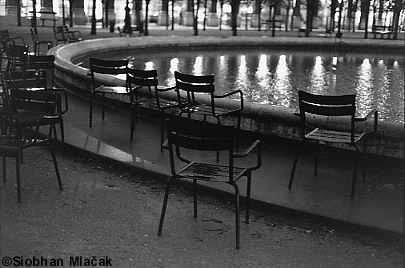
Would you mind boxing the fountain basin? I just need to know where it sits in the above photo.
[50,36,404,158]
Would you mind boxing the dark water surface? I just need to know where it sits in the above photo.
[84,47,404,123]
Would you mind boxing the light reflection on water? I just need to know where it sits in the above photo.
[91,48,404,123]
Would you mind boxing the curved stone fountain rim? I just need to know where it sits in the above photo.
[50,36,404,141]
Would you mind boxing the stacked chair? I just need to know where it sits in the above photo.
[0,48,67,202]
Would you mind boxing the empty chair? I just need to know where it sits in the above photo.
[127,68,177,146]
[174,71,243,126]
[0,98,63,203]
[174,71,244,159]
[289,90,378,197]
[88,58,129,127]
[30,28,53,55]
[158,117,261,249]
[53,26,82,44]
[61,26,82,42]
[3,71,68,142]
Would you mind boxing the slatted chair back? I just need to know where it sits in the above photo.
[89,58,128,91]
[298,90,356,142]
[4,44,29,73]
[166,118,234,176]
[127,68,158,102]
[174,71,215,112]
[10,89,59,115]
[4,72,55,114]
[22,54,55,87]
[88,58,129,128]
[53,26,67,44]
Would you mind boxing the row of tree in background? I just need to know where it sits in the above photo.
[120,0,405,38]
[13,0,405,39]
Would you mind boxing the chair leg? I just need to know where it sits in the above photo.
[89,95,93,127]
[158,177,174,236]
[193,179,198,218]
[48,144,63,190]
[215,118,221,162]
[245,173,252,224]
[60,121,65,143]
[160,113,165,152]
[232,182,241,249]
[130,105,135,141]
[101,93,106,121]
[289,139,303,189]
[16,156,21,203]
[48,123,55,140]
[236,114,241,151]
[2,156,6,183]
[314,141,319,176]
[362,138,368,183]
[351,144,359,197]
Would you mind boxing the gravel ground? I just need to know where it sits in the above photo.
[0,145,403,268]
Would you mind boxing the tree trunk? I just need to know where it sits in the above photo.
[391,0,403,39]
[231,0,240,36]
[194,0,200,36]
[363,0,370,38]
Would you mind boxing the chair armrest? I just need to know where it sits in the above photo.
[214,90,244,111]
[355,108,378,133]
[233,140,262,170]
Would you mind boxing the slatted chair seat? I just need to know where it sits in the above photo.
[94,85,128,94]
[177,162,248,182]
[180,104,241,118]
[305,129,365,143]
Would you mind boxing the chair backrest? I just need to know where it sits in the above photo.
[22,54,55,87]
[4,70,67,115]
[53,26,67,43]
[127,68,158,102]
[166,117,234,175]
[298,90,356,136]
[4,72,57,114]
[89,58,129,91]
[174,71,215,110]
[3,44,28,74]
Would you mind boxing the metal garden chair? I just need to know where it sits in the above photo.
[30,28,53,55]
[88,58,128,127]
[0,86,64,202]
[2,70,68,143]
[289,90,378,197]
[127,68,177,147]
[158,117,261,249]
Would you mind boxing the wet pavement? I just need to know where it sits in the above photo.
[1,19,404,237]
